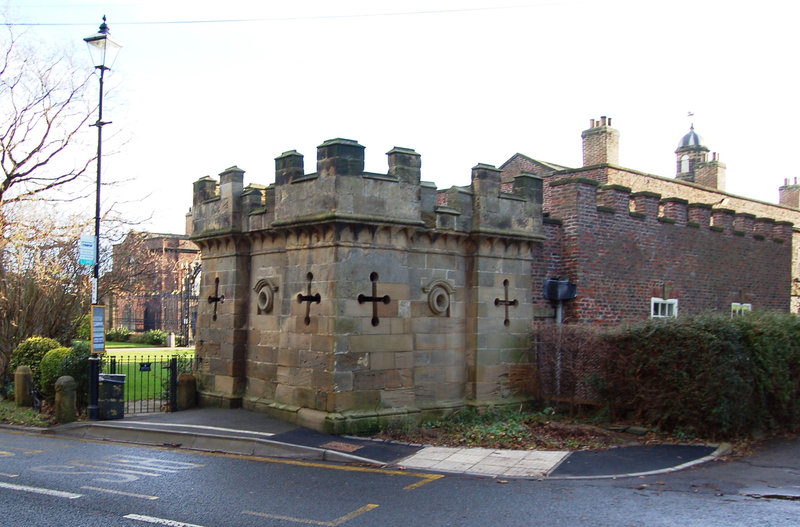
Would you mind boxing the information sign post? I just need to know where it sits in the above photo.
[87,305,105,420]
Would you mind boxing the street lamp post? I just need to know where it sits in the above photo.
[84,16,121,420]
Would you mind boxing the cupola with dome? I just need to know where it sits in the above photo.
[675,124,725,190]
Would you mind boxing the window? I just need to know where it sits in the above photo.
[651,297,678,318]
[731,303,752,317]
[680,155,689,173]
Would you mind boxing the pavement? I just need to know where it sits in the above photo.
[44,407,729,480]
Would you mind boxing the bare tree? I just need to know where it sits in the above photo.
[101,231,163,299]
[0,202,91,372]
[0,25,93,206]
[0,25,96,375]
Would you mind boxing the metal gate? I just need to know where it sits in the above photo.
[102,354,193,414]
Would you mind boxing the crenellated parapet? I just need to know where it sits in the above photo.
[190,138,544,244]
[547,178,792,243]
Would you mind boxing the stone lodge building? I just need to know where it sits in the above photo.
[186,118,794,432]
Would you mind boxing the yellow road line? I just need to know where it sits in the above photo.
[200,450,444,489]
[242,504,379,526]
[2,430,445,489]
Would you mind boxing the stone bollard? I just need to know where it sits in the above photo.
[54,376,77,424]
[14,365,33,407]
[176,372,197,411]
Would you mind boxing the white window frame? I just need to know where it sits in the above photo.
[731,302,752,317]
[651,297,678,318]
[680,154,690,173]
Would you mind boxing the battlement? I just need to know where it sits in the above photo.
[549,178,792,243]
[190,139,544,242]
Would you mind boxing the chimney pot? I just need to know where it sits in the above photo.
[608,117,612,126]
[601,116,607,126]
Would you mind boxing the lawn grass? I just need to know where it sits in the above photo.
[101,351,194,404]
[72,340,165,350]
[106,342,164,349]
[104,348,195,360]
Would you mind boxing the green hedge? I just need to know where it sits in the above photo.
[9,337,62,391]
[39,347,72,396]
[598,312,800,438]
[37,342,92,405]
[107,327,132,342]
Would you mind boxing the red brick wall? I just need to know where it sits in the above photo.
[530,219,564,324]
[545,178,792,326]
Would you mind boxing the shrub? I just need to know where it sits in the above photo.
[63,341,92,406]
[106,327,132,342]
[533,325,605,409]
[39,347,72,396]
[143,329,168,346]
[75,314,90,340]
[598,312,800,439]
[9,337,62,391]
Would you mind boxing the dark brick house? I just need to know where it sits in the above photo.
[106,232,200,337]
[501,117,794,326]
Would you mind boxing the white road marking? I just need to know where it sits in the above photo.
[33,465,140,483]
[0,481,82,499]
[124,422,275,437]
[69,461,166,477]
[0,473,19,478]
[32,455,203,484]
[81,486,159,500]
[123,514,205,526]
[110,455,204,471]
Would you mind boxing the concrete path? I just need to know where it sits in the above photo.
[45,407,728,479]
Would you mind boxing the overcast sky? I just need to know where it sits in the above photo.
[6,0,799,235]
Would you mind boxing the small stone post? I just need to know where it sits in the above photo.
[14,365,33,407]
[176,372,197,411]
[54,376,77,424]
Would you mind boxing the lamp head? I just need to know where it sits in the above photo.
[84,15,122,70]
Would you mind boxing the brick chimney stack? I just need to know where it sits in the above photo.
[779,177,800,208]
[581,116,620,166]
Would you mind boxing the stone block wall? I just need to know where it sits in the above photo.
[189,139,543,432]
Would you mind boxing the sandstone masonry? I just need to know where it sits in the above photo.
[188,139,543,432]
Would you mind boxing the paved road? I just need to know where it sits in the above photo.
[1,430,798,526]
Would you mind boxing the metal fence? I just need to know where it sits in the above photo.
[102,354,193,414]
